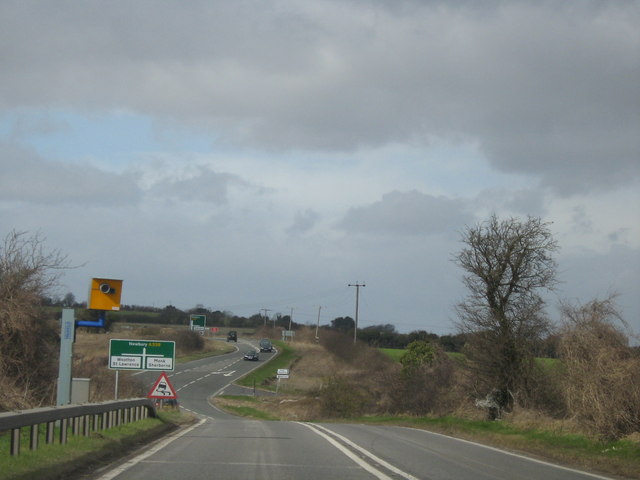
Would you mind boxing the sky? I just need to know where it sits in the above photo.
[1,0,639,337]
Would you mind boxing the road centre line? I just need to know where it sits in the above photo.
[305,423,420,479]
[300,423,418,480]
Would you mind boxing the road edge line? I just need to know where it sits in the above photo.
[94,418,207,480]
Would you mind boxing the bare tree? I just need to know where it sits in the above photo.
[0,230,71,410]
[454,215,558,414]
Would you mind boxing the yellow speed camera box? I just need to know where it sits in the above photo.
[88,278,123,311]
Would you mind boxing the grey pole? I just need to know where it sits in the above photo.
[56,308,75,406]
[348,283,365,344]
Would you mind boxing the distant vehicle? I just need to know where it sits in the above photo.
[243,350,259,361]
[259,339,273,352]
[227,331,237,342]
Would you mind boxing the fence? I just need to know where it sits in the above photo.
[0,398,157,456]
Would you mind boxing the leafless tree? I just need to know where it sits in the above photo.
[0,230,71,410]
[454,215,558,414]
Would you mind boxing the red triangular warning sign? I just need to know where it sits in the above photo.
[147,372,178,399]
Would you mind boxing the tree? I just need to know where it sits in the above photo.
[400,341,437,373]
[454,215,558,413]
[330,316,355,332]
[62,292,76,307]
[0,230,71,410]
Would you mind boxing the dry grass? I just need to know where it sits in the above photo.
[279,341,336,392]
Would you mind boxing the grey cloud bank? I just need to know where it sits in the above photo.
[0,0,638,335]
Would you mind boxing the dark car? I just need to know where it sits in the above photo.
[259,339,273,353]
[227,331,237,342]
[243,349,259,361]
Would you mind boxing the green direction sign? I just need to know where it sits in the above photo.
[109,339,175,371]
[190,314,206,330]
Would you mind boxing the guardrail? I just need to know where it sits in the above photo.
[0,398,157,456]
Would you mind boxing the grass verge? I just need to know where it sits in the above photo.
[214,396,280,421]
[236,340,299,390]
[0,409,195,480]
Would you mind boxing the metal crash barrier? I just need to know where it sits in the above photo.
[0,398,157,456]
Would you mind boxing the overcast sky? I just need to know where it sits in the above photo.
[1,0,638,336]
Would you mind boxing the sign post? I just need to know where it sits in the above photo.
[276,368,290,394]
[148,372,178,399]
[109,339,176,371]
[190,314,206,332]
[109,339,176,400]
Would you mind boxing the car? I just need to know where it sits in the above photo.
[243,350,259,361]
[259,339,273,352]
[227,331,237,342]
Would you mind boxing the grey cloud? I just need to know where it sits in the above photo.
[570,206,594,234]
[8,113,71,140]
[557,243,640,332]
[1,1,638,194]
[337,190,473,236]
[287,209,320,234]
[0,142,140,205]
[475,187,548,216]
[147,167,248,204]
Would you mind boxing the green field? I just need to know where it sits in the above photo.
[379,347,405,362]
[380,348,465,363]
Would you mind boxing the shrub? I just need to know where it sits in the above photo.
[174,329,205,354]
[559,297,640,440]
[73,356,145,401]
[387,347,458,415]
[319,375,369,417]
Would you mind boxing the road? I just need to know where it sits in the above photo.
[92,340,613,480]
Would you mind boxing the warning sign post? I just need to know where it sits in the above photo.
[148,372,178,399]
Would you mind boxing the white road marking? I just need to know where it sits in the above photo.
[400,427,615,480]
[94,419,206,480]
[300,422,418,480]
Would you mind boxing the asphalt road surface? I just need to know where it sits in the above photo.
[91,340,614,480]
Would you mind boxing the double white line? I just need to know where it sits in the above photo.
[299,422,419,480]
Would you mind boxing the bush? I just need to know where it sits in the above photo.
[0,231,70,410]
[319,375,369,417]
[73,356,146,401]
[174,329,205,354]
[518,361,566,418]
[559,297,640,440]
[387,347,458,415]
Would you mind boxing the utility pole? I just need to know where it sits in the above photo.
[348,282,365,344]
[288,307,294,331]
[261,308,271,327]
[315,305,324,340]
